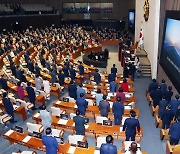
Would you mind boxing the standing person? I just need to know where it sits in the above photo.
[164,86,173,103]
[160,79,167,96]
[0,74,8,90]
[26,82,36,110]
[68,80,77,100]
[2,92,16,123]
[151,86,163,108]
[121,78,129,92]
[161,105,174,129]
[17,81,25,100]
[112,97,124,125]
[94,69,101,85]
[169,95,180,115]
[111,64,117,78]
[123,110,140,141]
[69,65,76,81]
[78,61,84,75]
[35,63,41,76]
[116,88,126,104]
[99,95,110,117]
[123,65,129,79]
[35,75,42,90]
[50,69,57,85]
[100,135,117,154]
[76,93,88,115]
[58,70,65,86]
[62,64,69,77]
[96,89,103,106]
[129,63,136,81]
[76,84,86,99]
[148,79,158,94]
[40,105,52,129]
[42,127,59,154]
[73,110,86,135]
[158,96,168,118]
[43,77,51,100]
[169,116,180,145]
[110,79,118,92]
[108,72,115,83]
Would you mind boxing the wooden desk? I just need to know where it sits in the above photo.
[84,45,102,54]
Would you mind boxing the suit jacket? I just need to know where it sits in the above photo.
[164,90,173,102]
[112,101,124,116]
[123,118,140,136]
[2,97,14,116]
[40,110,52,128]
[94,72,101,84]
[73,115,85,135]
[116,92,125,104]
[27,61,34,72]
[46,61,50,70]
[99,100,110,117]
[158,100,168,118]
[26,86,36,103]
[35,65,41,76]
[0,78,8,90]
[151,89,163,106]
[160,83,167,95]
[108,73,115,83]
[76,88,86,99]
[69,68,76,80]
[170,99,180,115]
[58,72,65,86]
[62,66,69,77]
[68,84,77,99]
[100,143,117,154]
[169,121,180,139]
[78,65,84,75]
[129,64,136,75]
[42,135,59,154]
[111,67,117,77]
[76,98,88,115]
[148,82,158,93]
[110,81,118,92]
[161,109,174,124]
[50,71,57,84]
[11,65,16,77]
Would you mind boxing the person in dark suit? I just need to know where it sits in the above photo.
[2,92,16,123]
[164,86,173,103]
[99,95,110,117]
[35,63,41,76]
[73,110,86,135]
[108,73,115,83]
[68,80,77,100]
[76,84,86,99]
[112,97,124,125]
[161,105,174,129]
[169,116,180,145]
[94,69,101,85]
[76,93,88,115]
[62,64,69,77]
[151,86,163,107]
[160,79,167,96]
[111,64,117,78]
[123,110,140,141]
[123,66,129,79]
[0,74,8,90]
[158,96,168,118]
[16,66,22,81]
[78,61,84,75]
[129,63,136,81]
[110,79,118,92]
[148,79,158,94]
[46,59,50,70]
[100,135,117,154]
[175,106,180,120]
[50,69,57,85]
[27,60,34,73]
[58,70,65,86]
[20,70,27,83]
[169,95,180,115]
[26,82,36,110]
[10,62,17,77]
[69,65,76,81]
[42,127,59,154]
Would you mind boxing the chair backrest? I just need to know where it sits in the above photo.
[66,97,75,102]
[9,97,16,103]
[86,99,94,106]
[96,136,106,148]
[70,113,76,119]
[173,145,180,154]
[96,116,108,124]
[26,122,43,134]
[51,128,61,137]
[51,106,62,117]
[68,135,84,145]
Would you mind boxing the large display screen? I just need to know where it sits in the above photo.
[160,11,180,93]
[128,10,135,33]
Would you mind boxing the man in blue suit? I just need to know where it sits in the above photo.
[62,64,69,77]
[94,69,101,84]
[78,61,84,75]
[148,79,158,94]
[108,72,115,83]
[151,86,163,107]
[112,97,124,125]
[129,63,136,81]
[35,63,41,76]
[26,82,36,110]
[99,95,110,117]
[161,105,174,129]
[76,93,88,115]
[158,96,168,118]
[58,70,65,86]
[2,92,16,123]
[73,110,86,135]
[169,95,180,115]
[110,79,118,92]
[100,135,117,154]
[42,127,59,154]
[50,69,57,85]
[123,110,140,141]
[160,79,167,96]
[0,74,8,90]
[169,116,180,145]
[69,65,76,81]
[68,81,77,100]
[111,64,117,78]
[164,86,173,102]
[76,84,86,99]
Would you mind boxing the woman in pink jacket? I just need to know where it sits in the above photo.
[17,81,25,100]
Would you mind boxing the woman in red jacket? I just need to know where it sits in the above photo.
[121,78,129,92]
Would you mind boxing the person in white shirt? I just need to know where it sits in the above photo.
[124,142,142,154]
[43,77,50,100]
[40,105,52,129]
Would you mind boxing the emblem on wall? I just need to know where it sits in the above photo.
[143,0,150,22]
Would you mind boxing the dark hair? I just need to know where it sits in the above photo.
[175,95,179,100]
[27,82,31,86]
[162,79,165,83]
[17,81,21,86]
[96,69,99,72]
[152,79,156,82]
[168,86,172,91]
[123,78,127,83]
[119,88,123,92]
[106,135,113,144]
[103,95,107,100]
[117,97,121,102]
[79,84,83,87]
[3,92,7,97]
[80,93,84,98]
[97,89,101,93]
[41,105,46,110]
[130,110,136,117]
[45,127,52,135]
[113,64,115,67]
[76,110,80,115]
[129,142,138,153]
